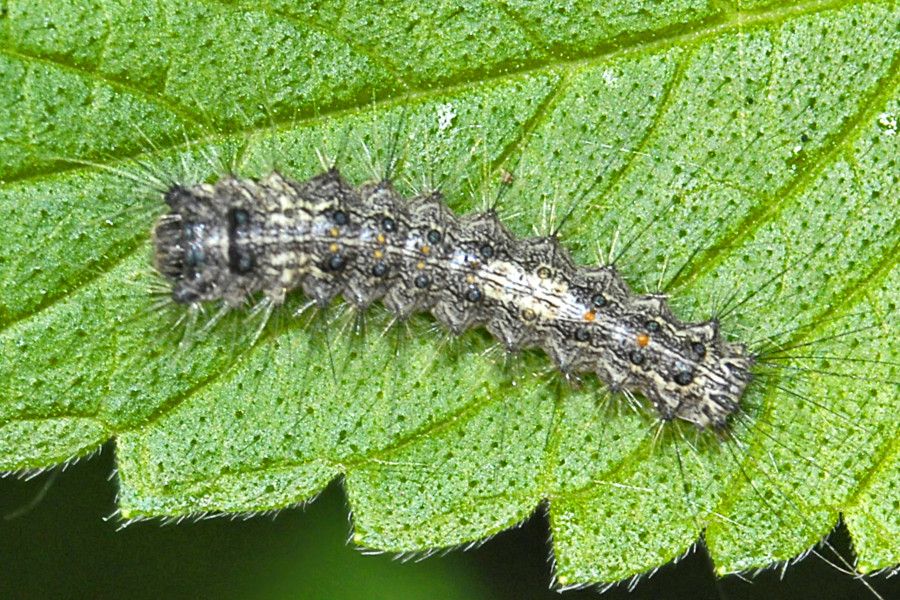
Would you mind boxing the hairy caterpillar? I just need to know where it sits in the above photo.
[152,168,754,429]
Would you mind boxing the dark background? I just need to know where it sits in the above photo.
[1,442,897,600]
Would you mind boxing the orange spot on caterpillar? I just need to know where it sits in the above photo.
[637,334,650,347]
[584,311,596,322]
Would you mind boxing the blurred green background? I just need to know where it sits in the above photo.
[2,441,897,600]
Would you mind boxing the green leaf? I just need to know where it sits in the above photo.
[2,0,899,587]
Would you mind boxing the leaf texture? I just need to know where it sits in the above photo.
[1,0,899,586]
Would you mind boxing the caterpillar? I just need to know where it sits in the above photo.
[2,0,899,597]
[152,168,754,430]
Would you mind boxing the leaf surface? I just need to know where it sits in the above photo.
[1,0,899,585]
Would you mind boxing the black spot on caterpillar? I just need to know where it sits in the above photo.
[152,169,754,430]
